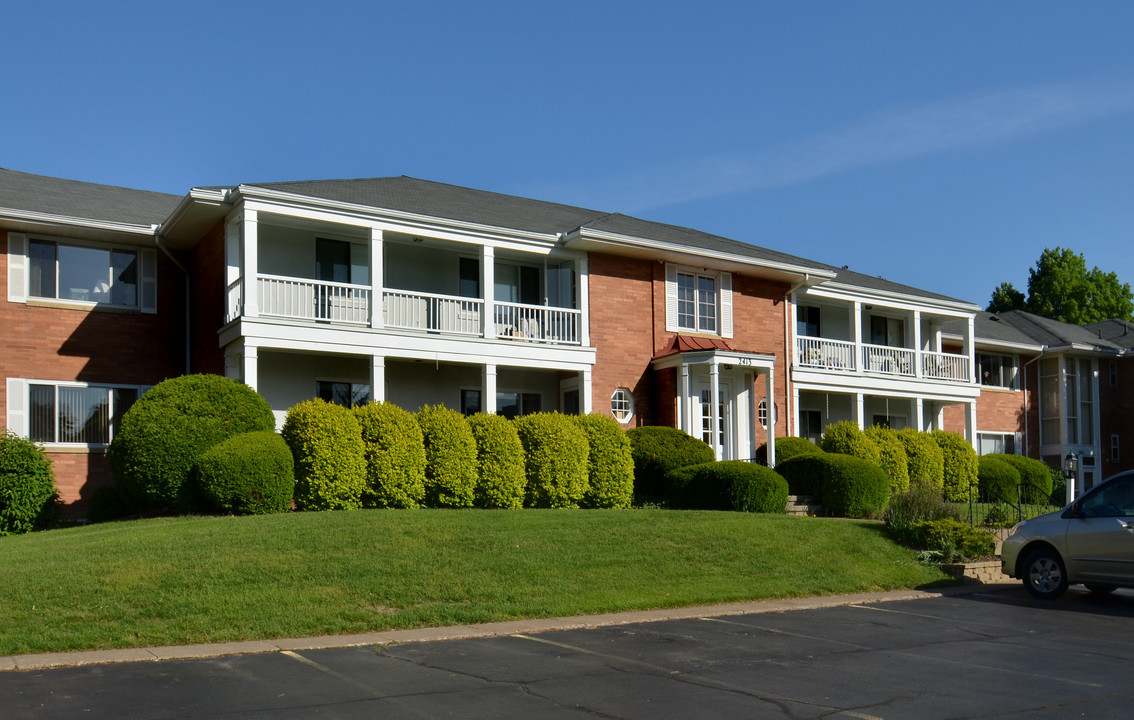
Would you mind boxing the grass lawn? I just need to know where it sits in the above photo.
[0,510,952,656]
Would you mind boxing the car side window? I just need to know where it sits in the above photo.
[1082,477,1134,518]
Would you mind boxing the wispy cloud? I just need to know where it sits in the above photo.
[537,77,1134,213]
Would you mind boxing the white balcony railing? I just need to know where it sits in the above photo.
[258,274,370,324]
[384,290,482,335]
[231,275,581,346]
[796,337,970,384]
[862,343,916,376]
[796,336,856,370]
[494,301,581,344]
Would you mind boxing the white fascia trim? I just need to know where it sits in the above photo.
[792,378,981,402]
[158,187,232,227]
[651,349,778,371]
[805,282,980,316]
[974,339,1044,354]
[0,208,156,238]
[569,228,835,279]
[234,185,560,249]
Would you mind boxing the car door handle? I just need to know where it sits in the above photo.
[1121,520,1134,532]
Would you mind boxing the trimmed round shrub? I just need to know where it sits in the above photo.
[574,414,634,509]
[467,413,526,509]
[109,374,275,512]
[992,454,1054,501]
[977,455,1021,502]
[626,426,714,503]
[931,430,979,503]
[281,399,367,511]
[665,461,788,513]
[0,430,59,534]
[195,431,294,515]
[911,518,996,562]
[416,405,476,508]
[895,428,945,490]
[762,436,823,465]
[818,454,891,518]
[864,425,910,495]
[820,421,882,465]
[515,412,590,508]
[774,454,826,497]
[354,402,426,509]
[883,479,961,545]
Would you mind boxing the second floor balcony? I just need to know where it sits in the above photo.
[795,336,971,384]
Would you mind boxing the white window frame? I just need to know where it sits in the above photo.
[664,263,732,337]
[978,353,1019,390]
[6,378,148,448]
[610,388,634,423]
[8,233,157,313]
[758,398,778,429]
[976,431,1021,456]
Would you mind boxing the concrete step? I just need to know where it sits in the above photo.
[787,495,823,517]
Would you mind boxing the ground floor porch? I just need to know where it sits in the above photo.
[793,387,977,446]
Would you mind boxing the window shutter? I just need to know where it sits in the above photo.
[6,378,27,437]
[665,263,678,331]
[140,248,158,313]
[8,233,28,303]
[720,271,733,338]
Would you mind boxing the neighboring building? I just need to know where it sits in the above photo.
[1,167,1128,515]
[964,310,1134,501]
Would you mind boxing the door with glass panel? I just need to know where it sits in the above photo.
[697,383,732,460]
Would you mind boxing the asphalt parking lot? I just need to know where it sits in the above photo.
[4,586,1133,719]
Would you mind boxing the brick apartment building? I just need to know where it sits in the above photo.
[2,168,1130,515]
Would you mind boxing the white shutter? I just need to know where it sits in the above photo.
[8,233,28,303]
[665,263,678,331]
[720,271,733,338]
[6,378,28,437]
[140,248,158,313]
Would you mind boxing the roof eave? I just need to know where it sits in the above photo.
[0,207,156,242]
[814,280,981,313]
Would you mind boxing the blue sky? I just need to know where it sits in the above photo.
[4,1,1133,307]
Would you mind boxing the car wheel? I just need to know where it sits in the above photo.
[1084,584,1117,594]
[1023,548,1068,600]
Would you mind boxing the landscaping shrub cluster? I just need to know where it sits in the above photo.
[626,426,714,503]
[777,452,889,518]
[883,479,961,545]
[195,431,294,515]
[665,461,788,513]
[0,430,59,534]
[110,375,290,515]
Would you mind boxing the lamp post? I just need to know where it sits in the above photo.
[1063,451,1079,505]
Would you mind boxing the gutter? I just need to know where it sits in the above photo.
[1021,345,1048,459]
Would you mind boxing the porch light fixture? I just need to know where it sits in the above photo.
[1063,451,1078,479]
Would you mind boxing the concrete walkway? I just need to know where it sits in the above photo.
[0,583,1015,672]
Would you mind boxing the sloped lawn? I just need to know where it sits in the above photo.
[0,510,950,655]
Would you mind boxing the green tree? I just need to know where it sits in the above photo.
[994,247,1134,323]
[986,281,1025,314]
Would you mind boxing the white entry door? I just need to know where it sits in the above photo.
[697,382,732,460]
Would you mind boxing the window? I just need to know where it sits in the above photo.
[496,392,541,420]
[461,389,482,415]
[797,306,820,338]
[26,382,138,445]
[316,381,369,408]
[978,353,1018,389]
[665,264,732,337]
[872,415,907,430]
[611,388,634,423]
[977,432,1016,456]
[29,240,138,307]
[869,316,904,347]
[458,257,480,298]
[758,399,777,429]
[1113,435,1121,463]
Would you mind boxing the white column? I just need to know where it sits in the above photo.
[852,301,862,371]
[966,400,978,449]
[371,355,385,403]
[710,359,722,460]
[578,254,589,346]
[242,343,258,392]
[680,363,691,435]
[242,209,258,318]
[965,315,976,383]
[912,310,922,378]
[762,371,774,466]
[581,369,593,414]
[482,245,496,339]
[915,397,925,431]
[853,392,864,430]
[370,228,384,329]
[483,364,497,414]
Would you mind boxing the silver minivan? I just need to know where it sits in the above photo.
[1001,470,1134,599]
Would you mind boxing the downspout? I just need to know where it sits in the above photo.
[153,226,191,375]
[782,274,811,443]
[1021,345,1048,458]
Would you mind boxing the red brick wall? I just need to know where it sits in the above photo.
[586,252,790,441]
[2,229,188,511]
[189,220,227,374]
[1099,357,1134,478]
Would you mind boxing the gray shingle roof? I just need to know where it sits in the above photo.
[969,310,1133,353]
[0,167,180,227]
